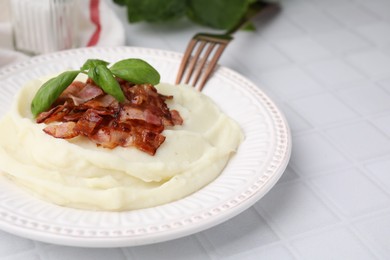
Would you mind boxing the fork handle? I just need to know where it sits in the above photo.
[225,1,280,36]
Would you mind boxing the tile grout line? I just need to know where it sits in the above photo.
[302,177,388,260]
[252,197,308,260]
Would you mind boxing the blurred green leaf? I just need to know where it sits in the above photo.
[113,0,127,6]
[115,0,264,30]
[187,0,250,30]
[125,0,187,23]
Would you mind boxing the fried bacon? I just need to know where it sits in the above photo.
[37,80,183,155]
[43,122,78,139]
[73,109,103,136]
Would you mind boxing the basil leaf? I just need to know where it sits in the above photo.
[89,64,125,102]
[81,59,110,71]
[124,0,186,23]
[187,0,250,30]
[110,58,160,85]
[31,70,79,117]
[242,22,256,31]
[114,0,263,30]
[113,0,126,5]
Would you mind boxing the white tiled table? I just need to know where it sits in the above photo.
[1,0,390,259]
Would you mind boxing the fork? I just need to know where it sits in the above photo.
[175,1,280,91]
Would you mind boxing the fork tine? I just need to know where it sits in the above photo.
[175,38,197,85]
[177,2,280,90]
[190,42,216,87]
[178,32,232,90]
[184,41,207,84]
[197,42,228,91]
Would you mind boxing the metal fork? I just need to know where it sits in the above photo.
[175,1,280,91]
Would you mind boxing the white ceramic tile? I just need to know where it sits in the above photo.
[276,166,300,184]
[355,0,390,21]
[356,22,390,47]
[259,67,324,99]
[288,93,358,126]
[275,36,331,63]
[291,227,376,260]
[310,168,390,217]
[371,114,390,137]
[354,211,390,258]
[314,30,370,55]
[305,59,364,87]
[44,246,126,260]
[229,35,290,71]
[319,79,374,92]
[224,244,296,260]
[284,2,340,33]
[125,23,173,50]
[130,236,210,260]
[256,16,305,41]
[325,121,390,160]
[325,3,378,27]
[0,231,34,257]
[347,50,390,78]
[310,0,355,8]
[200,208,278,258]
[365,158,390,191]
[255,182,339,237]
[336,83,390,116]
[280,104,312,132]
[155,22,203,50]
[378,77,390,93]
[290,133,350,176]
[2,253,40,260]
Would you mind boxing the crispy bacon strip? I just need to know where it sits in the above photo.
[74,109,103,136]
[90,127,124,149]
[36,80,183,155]
[69,84,103,105]
[119,105,162,126]
[134,129,166,155]
[43,122,78,139]
[170,110,184,125]
[36,103,71,124]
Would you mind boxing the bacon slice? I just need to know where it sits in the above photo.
[69,84,103,105]
[81,95,118,114]
[62,111,85,122]
[37,80,183,155]
[74,109,103,136]
[170,110,183,125]
[133,129,166,155]
[90,125,166,155]
[53,81,85,106]
[60,81,85,97]
[36,105,61,124]
[36,103,71,124]
[43,122,78,139]
[90,125,133,149]
[119,105,162,126]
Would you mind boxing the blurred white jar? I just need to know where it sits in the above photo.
[11,0,78,55]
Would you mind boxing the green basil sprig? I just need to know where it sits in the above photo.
[30,58,160,117]
[88,64,125,102]
[110,58,160,85]
[31,70,79,117]
[80,59,110,71]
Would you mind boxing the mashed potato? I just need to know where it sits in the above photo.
[0,77,243,211]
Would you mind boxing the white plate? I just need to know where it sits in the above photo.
[0,47,291,247]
